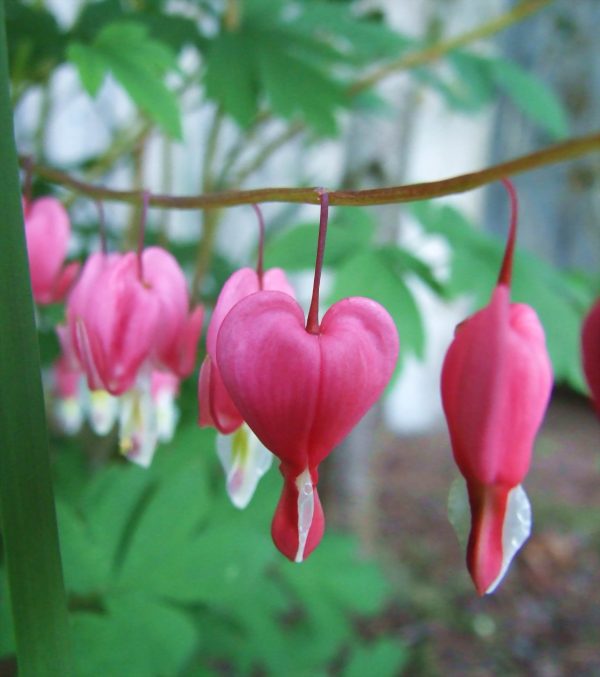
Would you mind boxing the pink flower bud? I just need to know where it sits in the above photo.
[24,196,80,304]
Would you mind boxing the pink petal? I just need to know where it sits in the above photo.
[217,291,321,473]
[271,465,325,562]
[25,197,71,303]
[198,355,244,434]
[441,286,552,487]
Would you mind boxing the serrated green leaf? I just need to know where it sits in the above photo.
[67,21,182,138]
[258,36,344,135]
[71,593,196,677]
[343,638,409,677]
[490,58,569,139]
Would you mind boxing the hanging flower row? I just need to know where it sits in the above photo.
[22,180,599,594]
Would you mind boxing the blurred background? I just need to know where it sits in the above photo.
[2,0,600,674]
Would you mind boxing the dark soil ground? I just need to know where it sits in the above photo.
[369,390,600,676]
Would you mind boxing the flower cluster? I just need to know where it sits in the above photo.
[27,183,587,590]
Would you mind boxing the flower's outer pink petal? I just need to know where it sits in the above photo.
[441,286,552,487]
[271,464,325,562]
[309,297,400,467]
[207,267,295,357]
[53,356,81,398]
[50,261,80,303]
[25,197,71,303]
[142,246,189,361]
[198,355,246,434]
[207,268,260,357]
[76,254,162,394]
[161,305,204,378]
[582,298,600,416]
[217,291,321,474]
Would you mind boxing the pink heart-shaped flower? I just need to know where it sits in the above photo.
[217,290,399,560]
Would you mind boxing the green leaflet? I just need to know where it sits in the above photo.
[67,21,182,138]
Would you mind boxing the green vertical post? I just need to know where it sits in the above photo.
[0,2,73,675]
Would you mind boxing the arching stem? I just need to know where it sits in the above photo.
[252,204,265,288]
[497,178,518,287]
[306,191,329,334]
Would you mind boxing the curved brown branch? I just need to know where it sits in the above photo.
[19,131,600,210]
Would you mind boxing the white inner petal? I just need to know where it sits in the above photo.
[216,423,273,509]
[86,389,119,435]
[486,484,531,594]
[118,379,158,468]
[54,397,84,435]
[295,468,314,563]
[155,390,179,442]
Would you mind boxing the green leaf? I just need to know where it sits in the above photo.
[67,21,182,138]
[67,43,105,95]
[264,208,374,271]
[0,568,15,658]
[343,638,409,677]
[56,500,112,595]
[328,249,425,367]
[490,58,569,139]
[446,51,496,112]
[204,32,259,128]
[71,593,197,677]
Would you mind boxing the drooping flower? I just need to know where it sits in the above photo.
[216,195,399,561]
[67,247,200,396]
[581,299,600,416]
[23,196,80,304]
[440,180,553,595]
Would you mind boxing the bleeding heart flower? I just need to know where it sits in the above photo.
[199,267,295,434]
[581,299,600,416]
[216,194,399,561]
[67,251,162,394]
[52,356,84,435]
[24,196,80,304]
[440,180,553,595]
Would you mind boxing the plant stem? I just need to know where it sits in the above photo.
[0,1,73,674]
[252,204,265,288]
[351,0,554,95]
[20,131,600,210]
[498,178,518,287]
[306,191,329,334]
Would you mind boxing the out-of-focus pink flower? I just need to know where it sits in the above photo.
[581,299,600,416]
[440,180,553,595]
[198,267,295,434]
[67,251,161,394]
[217,291,399,561]
[143,247,204,378]
[24,196,80,304]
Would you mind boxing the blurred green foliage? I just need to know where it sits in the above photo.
[1,422,408,676]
